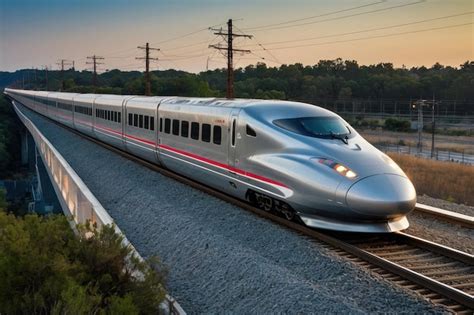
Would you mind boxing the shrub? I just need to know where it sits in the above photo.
[0,212,166,314]
[384,118,411,132]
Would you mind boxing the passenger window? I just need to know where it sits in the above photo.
[231,119,236,146]
[144,116,149,129]
[246,124,256,137]
[150,117,154,131]
[172,119,179,135]
[159,118,163,132]
[213,126,222,145]
[165,118,171,134]
[118,112,121,123]
[191,122,199,140]
[139,115,144,128]
[181,121,189,138]
[114,112,118,122]
[133,114,138,127]
[202,124,211,142]
[128,113,132,125]
[108,111,111,121]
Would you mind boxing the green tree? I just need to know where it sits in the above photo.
[0,212,166,314]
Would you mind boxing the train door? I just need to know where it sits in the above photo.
[228,108,241,174]
[155,100,162,165]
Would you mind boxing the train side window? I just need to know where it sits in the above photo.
[128,113,132,125]
[191,122,199,140]
[246,124,257,137]
[181,121,189,138]
[144,116,149,129]
[139,115,144,128]
[133,114,138,127]
[118,112,121,123]
[213,126,221,145]
[108,111,111,121]
[150,117,155,131]
[165,118,171,134]
[202,124,211,142]
[172,119,179,135]
[231,119,236,146]
[114,111,118,122]
[96,109,98,117]
[159,118,163,132]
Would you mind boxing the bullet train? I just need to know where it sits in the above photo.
[5,88,416,233]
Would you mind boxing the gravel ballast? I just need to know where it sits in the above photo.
[17,103,447,314]
[407,195,474,254]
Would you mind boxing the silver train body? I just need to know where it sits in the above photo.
[5,88,416,233]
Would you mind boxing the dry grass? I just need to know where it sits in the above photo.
[388,153,474,206]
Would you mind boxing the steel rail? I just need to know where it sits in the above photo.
[414,203,474,229]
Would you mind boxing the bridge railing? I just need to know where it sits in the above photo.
[13,102,186,315]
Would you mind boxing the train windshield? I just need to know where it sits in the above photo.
[273,116,353,140]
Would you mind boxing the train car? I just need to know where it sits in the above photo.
[4,88,417,233]
[93,94,133,151]
[72,94,97,137]
[157,97,239,193]
[50,92,77,127]
[32,91,51,117]
[124,96,165,162]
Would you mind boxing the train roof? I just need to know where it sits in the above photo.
[4,88,335,116]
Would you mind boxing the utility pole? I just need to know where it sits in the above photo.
[86,55,105,91]
[430,93,436,158]
[412,100,424,155]
[412,98,438,158]
[136,43,159,96]
[43,66,49,90]
[209,19,252,99]
[56,59,74,91]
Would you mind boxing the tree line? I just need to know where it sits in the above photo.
[2,59,473,102]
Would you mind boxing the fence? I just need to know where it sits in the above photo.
[13,101,186,315]
[375,143,474,165]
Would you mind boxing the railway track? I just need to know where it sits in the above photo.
[18,104,474,313]
[414,203,474,229]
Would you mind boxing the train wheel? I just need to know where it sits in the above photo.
[280,203,295,221]
[257,193,273,211]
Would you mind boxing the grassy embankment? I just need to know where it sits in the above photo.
[389,153,474,206]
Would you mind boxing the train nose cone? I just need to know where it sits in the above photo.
[346,174,416,218]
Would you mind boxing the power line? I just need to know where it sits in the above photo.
[241,11,474,48]
[136,43,160,96]
[150,22,225,46]
[246,0,426,32]
[233,24,284,65]
[251,22,473,51]
[209,19,253,99]
[243,0,386,30]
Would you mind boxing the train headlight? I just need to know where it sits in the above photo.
[316,158,357,179]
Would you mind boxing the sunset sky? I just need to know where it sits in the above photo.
[0,0,472,73]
